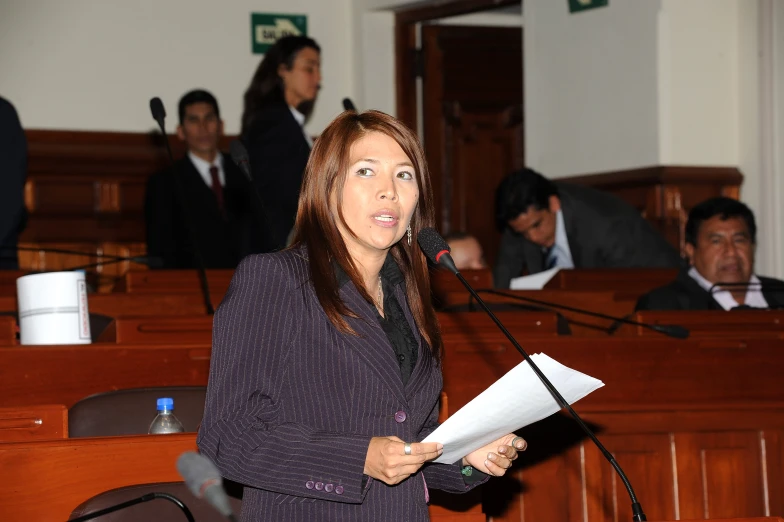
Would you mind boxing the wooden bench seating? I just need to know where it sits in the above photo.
[0,316,16,345]
[115,269,234,297]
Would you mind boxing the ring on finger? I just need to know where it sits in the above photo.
[511,436,523,449]
[404,442,412,455]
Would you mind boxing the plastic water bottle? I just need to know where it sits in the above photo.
[148,397,185,434]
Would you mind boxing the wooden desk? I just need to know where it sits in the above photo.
[116,269,234,297]
[0,434,482,522]
[99,311,561,345]
[441,337,784,522]
[617,310,784,338]
[0,316,16,345]
[543,267,678,300]
[439,290,635,336]
[0,343,211,408]
[0,404,67,442]
[0,292,209,317]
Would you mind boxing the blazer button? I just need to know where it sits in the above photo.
[315,482,324,491]
[305,481,315,489]
[325,483,334,493]
[394,410,407,423]
[335,485,344,495]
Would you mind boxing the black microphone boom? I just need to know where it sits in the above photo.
[149,97,214,315]
[417,227,647,522]
[68,492,194,522]
[228,139,279,250]
[477,289,689,339]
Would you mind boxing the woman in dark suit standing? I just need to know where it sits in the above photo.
[198,110,526,521]
[240,35,321,252]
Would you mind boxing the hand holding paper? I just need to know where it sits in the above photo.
[423,353,603,464]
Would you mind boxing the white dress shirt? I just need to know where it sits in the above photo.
[289,106,313,148]
[188,151,225,188]
[543,210,574,269]
[688,266,769,310]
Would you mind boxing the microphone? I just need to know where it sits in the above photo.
[177,451,237,522]
[68,492,194,522]
[342,98,357,112]
[228,139,278,250]
[149,97,215,315]
[475,289,689,339]
[229,140,252,182]
[418,227,648,522]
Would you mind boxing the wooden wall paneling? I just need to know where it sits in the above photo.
[675,431,768,519]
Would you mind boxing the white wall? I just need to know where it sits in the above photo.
[0,0,355,135]
[657,0,740,165]
[523,0,662,178]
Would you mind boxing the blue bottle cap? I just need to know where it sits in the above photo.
[157,397,174,411]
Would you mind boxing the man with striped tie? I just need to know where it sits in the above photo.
[493,168,681,288]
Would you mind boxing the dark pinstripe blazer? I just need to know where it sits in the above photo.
[197,246,480,521]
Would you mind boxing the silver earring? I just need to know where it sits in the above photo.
[407,225,412,246]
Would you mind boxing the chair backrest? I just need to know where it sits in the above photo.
[68,387,207,438]
[69,481,242,521]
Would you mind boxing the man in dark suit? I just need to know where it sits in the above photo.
[0,96,27,269]
[636,197,784,310]
[493,168,681,288]
[145,90,260,269]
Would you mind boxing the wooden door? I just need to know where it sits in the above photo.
[421,25,523,268]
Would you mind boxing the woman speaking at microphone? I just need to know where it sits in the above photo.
[198,110,526,521]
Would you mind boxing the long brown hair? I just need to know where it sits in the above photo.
[293,110,442,361]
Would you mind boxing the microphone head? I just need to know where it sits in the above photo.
[417,228,458,273]
[229,140,253,182]
[651,324,690,339]
[177,452,233,517]
[149,97,166,123]
[342,98,357,112]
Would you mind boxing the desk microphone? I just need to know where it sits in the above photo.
[67,492,195,522]
[149,97,214,315]
[474,288,689,339]
[229,140,278,250]
[418,227,647,522]
[177,451,237,522]
[342,98,357,112]
[61,255,163,272]
[707,281,784,309]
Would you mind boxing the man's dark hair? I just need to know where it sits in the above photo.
[685,197,756,246]
[241,35,321,135]
[178,89,220,125]
[495,168,559,227]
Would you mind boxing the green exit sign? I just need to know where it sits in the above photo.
[568,0,608,13]
[251,13,308,54]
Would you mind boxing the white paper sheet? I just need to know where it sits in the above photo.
[423,353,603,464]
[509,267,561,290]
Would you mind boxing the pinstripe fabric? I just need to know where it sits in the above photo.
[197,247,481,521]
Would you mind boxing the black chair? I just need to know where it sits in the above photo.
[69,482,242,521]
[68,387,207,437]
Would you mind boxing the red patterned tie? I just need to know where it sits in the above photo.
[209,165,224,212]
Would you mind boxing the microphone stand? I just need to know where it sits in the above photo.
[68,492,195,522]
[454,272,647,521]
[150,98,214,315]
[473,288,690,339]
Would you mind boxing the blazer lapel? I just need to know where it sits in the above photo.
[339,283,408,404]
